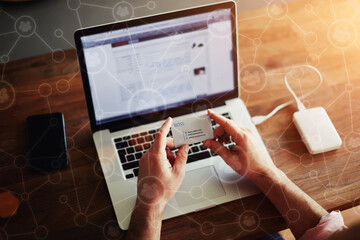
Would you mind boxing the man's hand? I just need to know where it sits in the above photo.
[204,110,327,238]
[137,117,189,208]
[127,117,189,240]
[203,109,277,180]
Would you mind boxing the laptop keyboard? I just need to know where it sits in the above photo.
[114,112,235,179]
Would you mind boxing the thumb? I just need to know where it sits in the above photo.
[173,145,189,176]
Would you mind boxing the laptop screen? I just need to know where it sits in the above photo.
[77,5,236,128]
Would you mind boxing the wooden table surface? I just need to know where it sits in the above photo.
[1,0,360,239]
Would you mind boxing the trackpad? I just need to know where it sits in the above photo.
[175,166,225,208]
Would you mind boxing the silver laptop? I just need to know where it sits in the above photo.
[74,0,273,230]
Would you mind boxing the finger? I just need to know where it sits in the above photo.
[203,139,232,160]
[166,147,176,165]
[218,135,227,144]
[153,117,173,151]
[172,145,189,176]
[231,144,245,153]
[213,125,225,139]
[208,109,237,134]
[208,110,245,144]
[166,138,175,149]
[224,134,230,144]
[218,133,230,144]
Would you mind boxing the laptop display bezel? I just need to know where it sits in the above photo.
[74,1,238,133]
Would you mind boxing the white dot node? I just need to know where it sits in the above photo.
[15,15,36,37]
[147,1,156,10]
[38,83,52,97]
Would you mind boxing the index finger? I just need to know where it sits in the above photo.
[208,109,244,142]
[153,117,173,151]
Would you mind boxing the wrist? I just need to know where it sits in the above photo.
[249,167,286,187]
[134,198,166,220]
[127,198,166,239]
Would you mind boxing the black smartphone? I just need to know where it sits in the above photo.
[26,113,68,172]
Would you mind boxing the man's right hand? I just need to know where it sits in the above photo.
[204,109,330,239]
[203,109,278,180]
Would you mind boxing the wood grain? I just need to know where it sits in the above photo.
[1,0,360,239]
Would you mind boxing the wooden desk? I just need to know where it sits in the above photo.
[1,0,360,239]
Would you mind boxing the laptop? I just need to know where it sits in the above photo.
[74,0,273,230]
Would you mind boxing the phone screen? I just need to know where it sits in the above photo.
[26,113,68,172]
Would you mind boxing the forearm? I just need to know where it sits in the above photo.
[251,168,327,238]
[126,199,165,240]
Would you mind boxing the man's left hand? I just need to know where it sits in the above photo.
[137,117,189,209]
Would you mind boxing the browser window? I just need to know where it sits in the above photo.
[81,9,234,124]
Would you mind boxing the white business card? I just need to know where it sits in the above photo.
[171,114,214,148]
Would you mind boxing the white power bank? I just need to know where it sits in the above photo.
[293,107,342,154]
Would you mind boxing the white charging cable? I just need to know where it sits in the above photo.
[251,65,323,125]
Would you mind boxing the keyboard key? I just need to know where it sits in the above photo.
[118,149,126,155]
[149,129,156,134]
[129,139,137,146]
[123,161,139,170]
[126,173,134,179]
[132,133,139,138]
[211,120,216,126]
[140,132,147,136]
[126,147,135,154]
[199,145,207,151]
[114,137,122,142]
[135,145,143,152]
[143,143,151,149]
[191,146,200,153]
[211,151,218,156]
[135,152,142,159]
[119,154,126,163]
[221,112,231,119]
[133,168,139,176]
[188,151,211,163]
[145,135,153,142]
[137,137,145,144]
[123,136,130,140]
[126,154,135,161]
[116,141,128,149]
